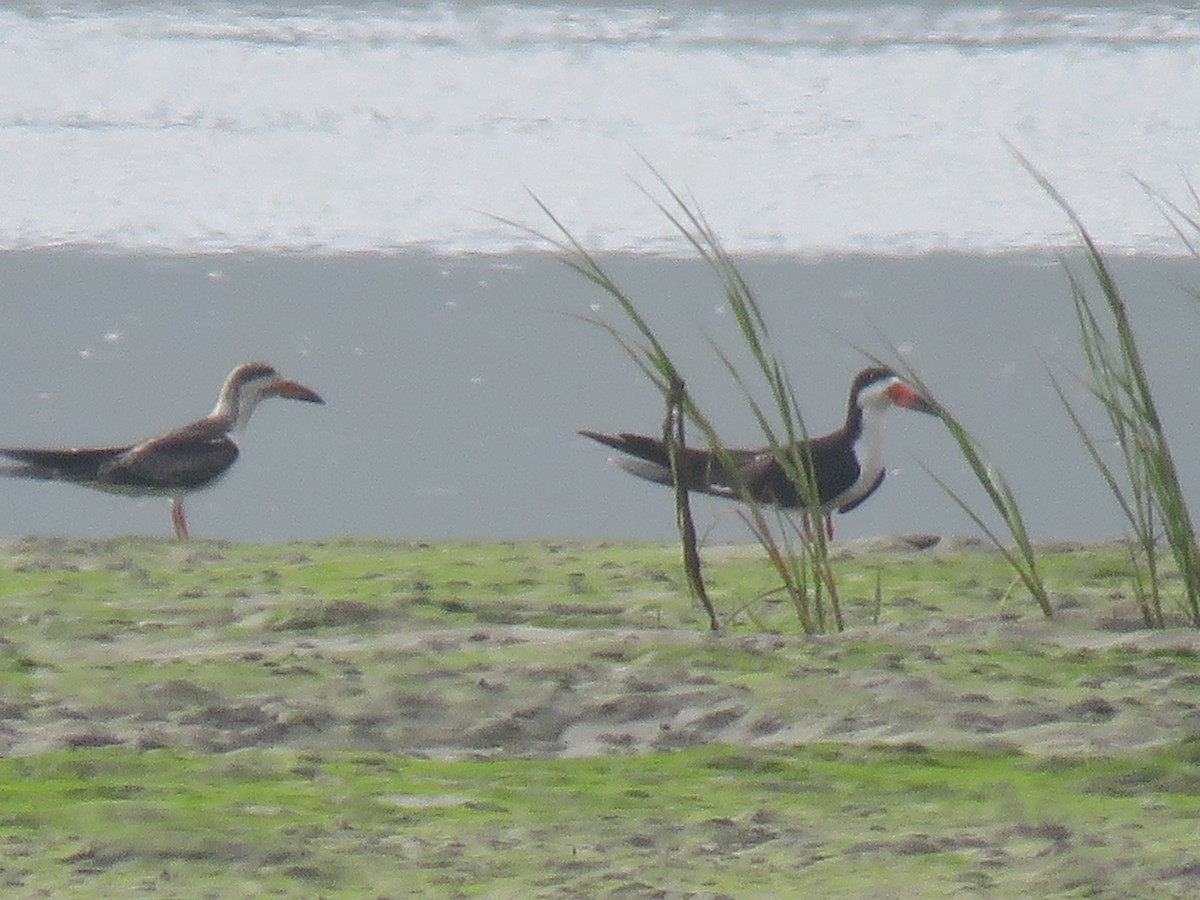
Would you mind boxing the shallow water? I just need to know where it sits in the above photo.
[0,248,1195,543]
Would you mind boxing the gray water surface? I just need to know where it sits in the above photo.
[0,249,1194,543]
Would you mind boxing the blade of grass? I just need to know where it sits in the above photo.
[518,170,846,633]
[1012,148,1200,626]
[663,374,720,632]
[637,167,843,629]
[856,342,1052,618]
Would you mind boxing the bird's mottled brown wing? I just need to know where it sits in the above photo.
[101,420,239,491]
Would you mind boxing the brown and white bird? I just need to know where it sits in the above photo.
[0,362,324,540]
[581,366,937,538]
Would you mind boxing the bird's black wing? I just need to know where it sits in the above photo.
[733,437,857,510]
[726,451,797,506]
[805,434,862,507]
[582,430,767,498]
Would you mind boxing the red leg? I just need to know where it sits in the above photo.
[825,513,834,540]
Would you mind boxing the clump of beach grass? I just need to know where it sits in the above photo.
[855,158,1200,628]
[861,350,1053,618]
[1015,151,1200,627]
[511,173,844,634]
[513,156,1200,631]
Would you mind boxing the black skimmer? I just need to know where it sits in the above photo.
[581,366,937,537]
[0,362,324,540]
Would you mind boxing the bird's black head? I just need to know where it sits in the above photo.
[850,367,937,416]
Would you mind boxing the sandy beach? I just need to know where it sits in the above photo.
[3,533,1196,761]
[2,533,1199,896]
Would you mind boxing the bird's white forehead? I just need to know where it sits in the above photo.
[859,375,900,403]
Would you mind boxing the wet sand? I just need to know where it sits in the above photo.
[0,248,1195,543]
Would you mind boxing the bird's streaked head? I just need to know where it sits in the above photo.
[213,362,325,431]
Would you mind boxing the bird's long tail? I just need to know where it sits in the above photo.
[0,448,115,483]
[578,430,739,496]
[0,462,63,481]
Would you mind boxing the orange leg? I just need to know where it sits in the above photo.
[170,498,190,541]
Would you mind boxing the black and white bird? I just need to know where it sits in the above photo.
[581,366,937,537]
[0,362,324,540]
